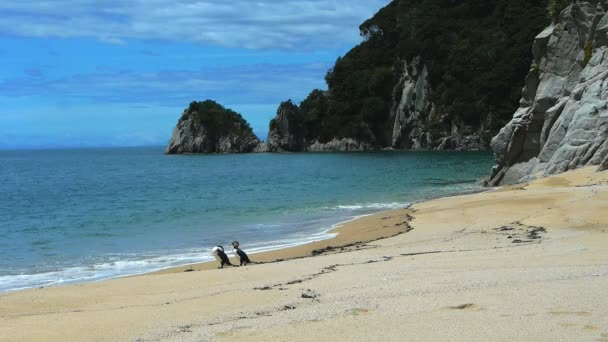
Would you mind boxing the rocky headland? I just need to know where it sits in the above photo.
[261,1,548,152]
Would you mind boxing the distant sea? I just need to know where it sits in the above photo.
[0,147,493,291]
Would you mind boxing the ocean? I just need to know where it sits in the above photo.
[0,147,493,291]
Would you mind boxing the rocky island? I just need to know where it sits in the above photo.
[165,100,264,154]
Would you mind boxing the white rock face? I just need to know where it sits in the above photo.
[265,101,305,152]
[490,2,608,185]
[390,57,431,148]
[389,57,488,151]
[165,113,209,154]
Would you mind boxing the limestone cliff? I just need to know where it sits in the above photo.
[490,1,608,185]
[264,58,491,152]
[165,100,262,154]
[388,57,491,151]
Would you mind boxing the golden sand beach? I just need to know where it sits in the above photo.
[1,166,607,341]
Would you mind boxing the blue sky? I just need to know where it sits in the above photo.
[0,0,389,149]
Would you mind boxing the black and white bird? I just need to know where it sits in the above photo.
[231,241,251,266]
[211,246,234,269]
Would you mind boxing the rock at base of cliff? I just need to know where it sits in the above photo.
[306,139,376,152]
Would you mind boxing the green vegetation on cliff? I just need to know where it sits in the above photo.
[270,92,332,143]
[186,100,255,141]
[548,0,572,21]
[275,0,550,147]
[166,100,261,154]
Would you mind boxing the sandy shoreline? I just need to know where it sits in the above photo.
[1,166,608,341]
[154,209,412,274]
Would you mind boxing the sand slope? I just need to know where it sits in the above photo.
[1,167,607,341]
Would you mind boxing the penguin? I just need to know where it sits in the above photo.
[211,246,234,269]
[231,241,251,266]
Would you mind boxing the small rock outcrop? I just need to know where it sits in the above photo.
[265,100,376,152]
[307,138,376,152]
[266,101,307,152]
[166,100,262,154]
[490,2,608,185]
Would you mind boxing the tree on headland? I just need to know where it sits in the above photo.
[272,0,550,147]
[187,100,254,142]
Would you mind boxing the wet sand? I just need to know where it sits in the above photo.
[154,208,411,274]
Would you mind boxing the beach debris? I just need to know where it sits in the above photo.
[493,222,546,244]
[448,303,480,310]
[177,325,192,333]
[527,226,546,239]
[311,242,368,256]
[312,246,336,256]
[252,264,344,292]
[347,308,370,316]
[254,285,273,291]
[301,289,318,299]
[323,265,339,272]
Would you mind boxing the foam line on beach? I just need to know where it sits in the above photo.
[0,211,380,292]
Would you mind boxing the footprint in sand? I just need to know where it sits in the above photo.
[548,311,591,317]
[347,308,370,316]
[216,326,253,338]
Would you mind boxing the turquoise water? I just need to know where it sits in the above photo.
[0,147,493,291]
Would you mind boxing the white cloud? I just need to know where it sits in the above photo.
[0,0,389,49]
[0,63,330,105]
